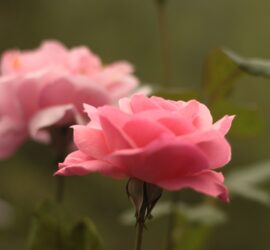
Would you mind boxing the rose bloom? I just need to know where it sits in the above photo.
[56,95,234,202]
[0,40,141,159]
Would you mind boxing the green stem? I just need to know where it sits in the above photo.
[166,192,179,250]
[155,0,172,86]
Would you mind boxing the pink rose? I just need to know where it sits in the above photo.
[0,40,140,159]
[56,95,234,202]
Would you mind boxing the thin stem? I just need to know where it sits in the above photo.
[51,126,71,203]
[166,192,179,250]
[135,221,144,250]
[155,0,172,86]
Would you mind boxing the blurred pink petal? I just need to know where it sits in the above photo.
[29,104,77,142]
[0,40,141,158]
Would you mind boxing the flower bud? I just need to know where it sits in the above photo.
[126,178,163,224]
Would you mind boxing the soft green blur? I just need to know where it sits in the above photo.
[1,0,270,249]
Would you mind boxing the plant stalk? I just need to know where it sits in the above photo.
[135,221,144,250]
[51,126,71,203]
[166,192,179,250]
[155,0,172,86]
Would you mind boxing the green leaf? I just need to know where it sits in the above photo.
[68,218,102,250]
[28,201,103,250]
[28,201,69,250]
[203,48,270,102]
[202,48,243,100]
[172,203,226,250]
[224,49,270,77]
[119,201,226,226]
[152,87,199,101]
[227,161,270,205]
[212,100,263,137]
[176,203,226,226]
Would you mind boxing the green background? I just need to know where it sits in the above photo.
[1,0,270,249]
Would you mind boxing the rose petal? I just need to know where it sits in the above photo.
[39,78,76,108]
[180,130,231,169]
[192,102,213,129]
[0,118,26,159]
[99,115,135,151]
[123,117,174,147]
[73,125,109,158]
[108,139,209,184]
[29,104,78,142]
[56,150,126,178]
[214,115,235,135]
[158,116,195,136]
[130,94,160,113]
[158,170,229,202]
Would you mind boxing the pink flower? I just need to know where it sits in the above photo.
[0,40,140,159]
[56,95,234,202]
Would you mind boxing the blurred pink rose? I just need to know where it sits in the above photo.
[56,95,234,202]
[0,40,140,159]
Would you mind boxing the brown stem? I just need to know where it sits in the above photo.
[166,192,180,250]
[155,0,172,86]
[135,221,144,250]
[50,126,72,203]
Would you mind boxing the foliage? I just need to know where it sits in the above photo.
[227,161,270,205]
[28,201,102,250]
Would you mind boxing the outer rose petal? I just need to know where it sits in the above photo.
[0,118,26,159]
[83,104,101,129]
[1,40,68,75]
[39,77,76,108]
[56,150,126,178]
[16,77,41,120]
[68,47,101,74]
[157,170,229,202]
[0,76,21,119]
[180,130,231,169]
[118,97,133,114]
[108,139,209,184]
[99,115,135,151]
[130,95,160,113]
[29,104,79,142]
[150,96,181,111]
[98,105,131,128]
[73,125,109,158]
[214,115,235,135]
[192,102,213,129]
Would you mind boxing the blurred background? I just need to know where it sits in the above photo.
[1,0,270,249]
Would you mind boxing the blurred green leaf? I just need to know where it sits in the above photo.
[224,49,270,77]
[227,161,270,205]
[68,218,102,250]
[203,48,270,103]
[202,48,243,100]
[28,201,69,250]
[173,216,211,250]
[28,201,102,250]
[119,201,226,226]
[176,203,226,226]
[153,87,199,101]
[172,203,226,250]
[212,100,263,137]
